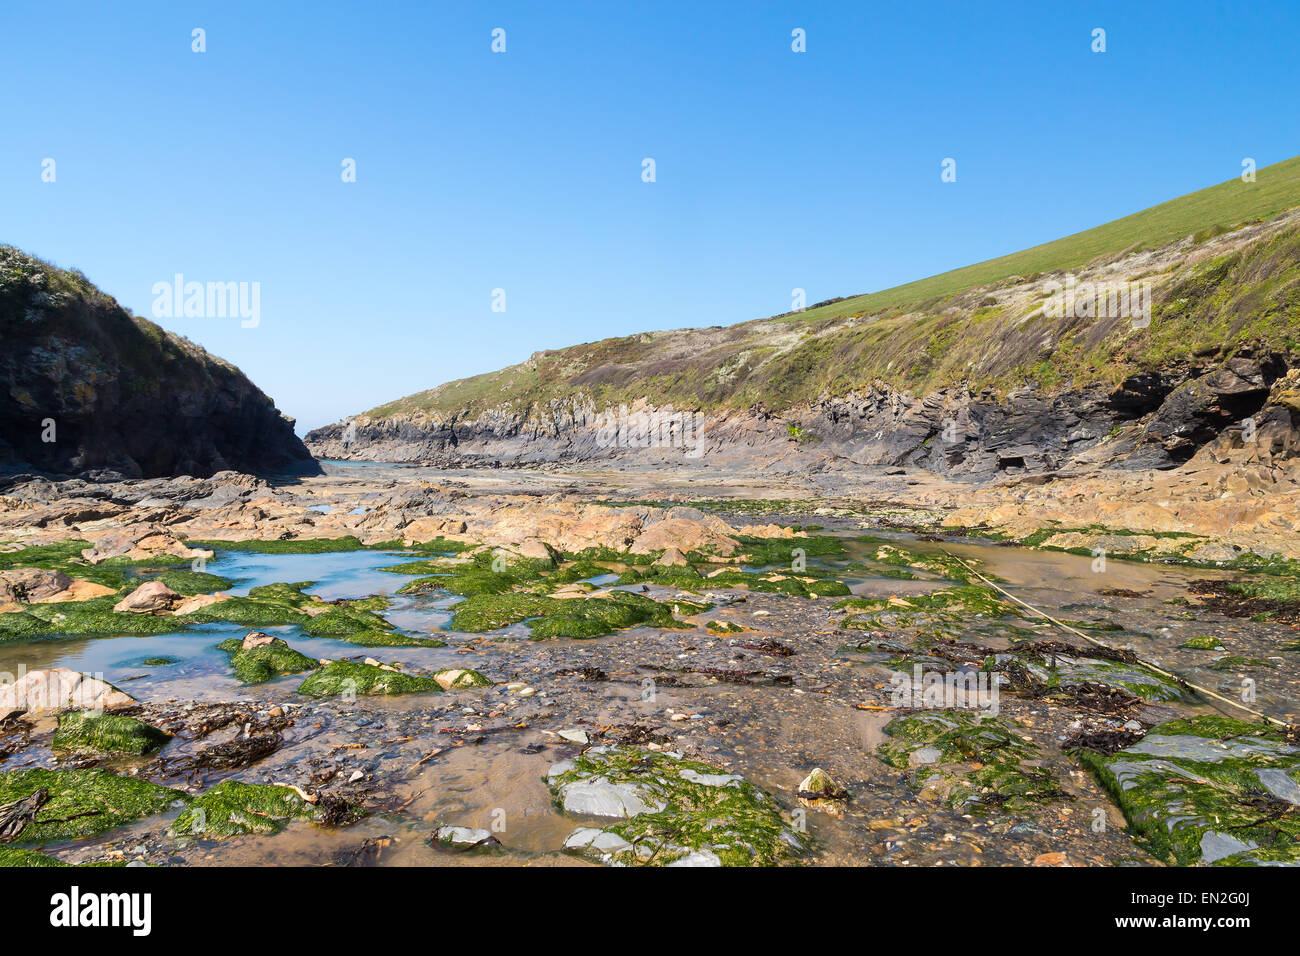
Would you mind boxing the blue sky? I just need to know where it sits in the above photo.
[4,1,1298,433]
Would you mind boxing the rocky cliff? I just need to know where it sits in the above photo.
[0,247,317,480]
[309,206,1300,480]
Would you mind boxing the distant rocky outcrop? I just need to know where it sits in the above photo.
[0,247,317,479]
[306,350,1297,480]
[309,208,1300,480]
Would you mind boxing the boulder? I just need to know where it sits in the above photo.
[432,826,501,851]
[172,592,228,615]
[0,668,135,715]
[113,580,183,614]
[432,668,492,690]
[241,630,277,649]
[0,568,73,604]
[81,526,212,565]
[798,767,846,798]
[629,518,739,556]
[653,547,689,567]
[513,537,555,561]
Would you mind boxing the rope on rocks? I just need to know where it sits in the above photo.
[939,550,1290,730]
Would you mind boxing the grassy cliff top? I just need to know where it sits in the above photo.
[0,247,253,389]
[367,157,1300,421]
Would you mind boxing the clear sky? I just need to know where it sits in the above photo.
[4,1,1298,433]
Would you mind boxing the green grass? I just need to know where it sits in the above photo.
[784,155,1300,321]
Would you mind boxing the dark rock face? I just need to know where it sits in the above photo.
[307,350,1293,481]
[1135,351,1287,463]
[798,348,1288,477]
[0,247,317,479]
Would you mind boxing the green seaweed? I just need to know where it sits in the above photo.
[0,768,188,842]
[217,636,319,684]
[184,581,394,636]
[0,540,133,590]
[615,563,709,591]
[433,668,492,689]
[156,569,233,595]
[53,711,172,756]
[1076,715,1300,866]
[184,536,369,554]
[449,589,702,639]
[549,747,802,867]
[170,780,318,837]
[877,712,1063,814]
[0,846,70,867]
[297,660,443,698]
[329,629,446,648]
[701,568,851,598]
[0,594,191,641]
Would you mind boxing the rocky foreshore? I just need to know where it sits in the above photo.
[1,463,1299,868]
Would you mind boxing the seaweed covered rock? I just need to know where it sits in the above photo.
[681,567,851,599]
[184,581,394,637]
[387,548,550,597]
[797,767,849,812]
[217,632,319,684]
[546,747,803,866]
[877,712,1065,814]
[0,768,187,842]
[1030,654,1189,703]
[838,584,1018,629]
[297,660,443,698]
[432,668,492,690]
[170,780,318,837]
[0,846,71,867]
[449,589,702,639]
[0,593,192,642]
[431,826,502,852]
[155,569,234,595]
[113,580,184,614]
[1076,715,1300,865]
[329,629,446,648]
[53,711,172,756]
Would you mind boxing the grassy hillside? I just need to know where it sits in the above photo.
[785,155,1300,325]
[367,157,1300,421]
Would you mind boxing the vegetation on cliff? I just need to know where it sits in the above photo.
[343,157,1300,428]
[0,246,316,478]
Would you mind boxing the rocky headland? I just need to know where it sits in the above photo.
[0,247,316,480]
